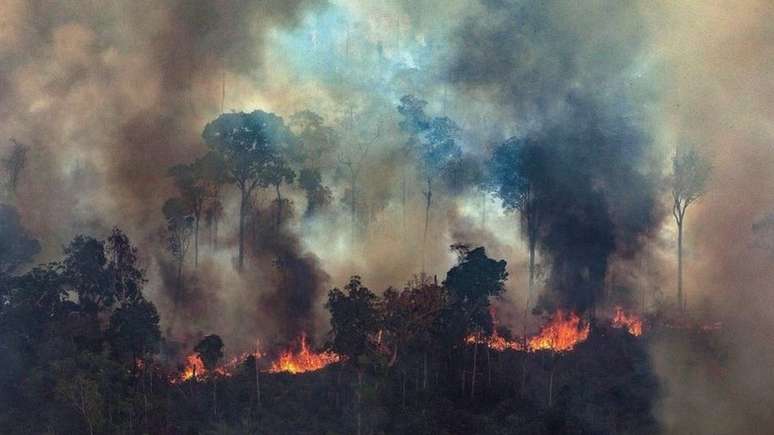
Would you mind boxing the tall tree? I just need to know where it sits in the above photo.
[3,138,28,199]
[106,298,161,366]
[443,245,507,398]
[326,276,381,435]
[488,138,547,315]
[298,168,332,218]
[671,145,710,311]
[397,95,461,272]
[163,197,194,322]
[168,153,225,268]
[202,111,296,270]
[264,156,295,230]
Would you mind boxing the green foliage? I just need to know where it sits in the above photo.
[202,110,296,191]
[107,298,161,364]
[326,276,381,367]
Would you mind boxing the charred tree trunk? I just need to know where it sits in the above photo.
[238,186,248,271]
[677,219,684,311]
[422,352,428,391]
[356,368,364,435]
[548,359,556,408]
[194,215,199,269]
[422,176,432,273]
[275,183,282,231]
[471,338,478,399]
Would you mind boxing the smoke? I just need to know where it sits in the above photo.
[447,1,661,312]
[4,0,774,431]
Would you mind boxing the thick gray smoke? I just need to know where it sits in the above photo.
[447,0,662,312]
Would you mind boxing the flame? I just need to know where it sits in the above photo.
[611,306,643,336]
[175,354,206,383]
[527,311,590,352]
[466,310,590,353]
[268,334,341,374]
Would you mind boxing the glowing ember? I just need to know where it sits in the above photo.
[175,354,206,383]
[527,310,590,352]
[268,334,341,374]
[611,306,644,336]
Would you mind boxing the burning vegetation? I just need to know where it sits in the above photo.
[175,334,342,382]
[268,334,342,374]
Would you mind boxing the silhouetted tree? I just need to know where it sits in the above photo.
[169,152,227,268]
[106,298,161,366]
[398,95,461,272]
[264,156,295,230]
[163,197,193,322]
[298,167,332,218]
[444,245,507,398]
[203,111,296,270]
[672,145,710,311]
[488,137,547,317]
[326,276,381,435]
[195,334,224,372]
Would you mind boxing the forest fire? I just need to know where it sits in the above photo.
[611,306,644,336]
[468,310,591,353]
[268,334,342,374]
[173,335,340,382]
[175,354,206,383]
[527,311,590,352]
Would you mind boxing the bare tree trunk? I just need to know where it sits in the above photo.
[548,360,556,408]
[422,352,428,391]
[275,184,282,230]
[238,188,247,271]
[357,369,363,435]
[422,177,432,274]
[486,345,492,389]
[194,216,199,268]
[677,220,684,311]
[471,338,478,399]
[402,370,407,408]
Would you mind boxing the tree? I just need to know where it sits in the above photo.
[288,110,337,168]
[488,137,547,319]
[3,138,28,199]
[105,227,145,305]
[326,276,381,435]
[202,111,296,270]
[168,152,226,268]
[672,145,710,311]
[0,204,40,276]
[163,197,194,322]
[62,228,147,315]
[263,155,295,230]
[106,298,161,366]
[443,245,507,398]
[194,334,224,372]
[298,168,332,218]
[397,95,461,272]
[194,334,224,415]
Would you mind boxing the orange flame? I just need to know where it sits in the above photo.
[175,354,206,383]
[467,310,590,353]
[527,310,590,352]
[268,334,341,374]
[611,306,643,336]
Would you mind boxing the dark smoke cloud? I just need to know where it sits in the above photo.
[447,0,661,312]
